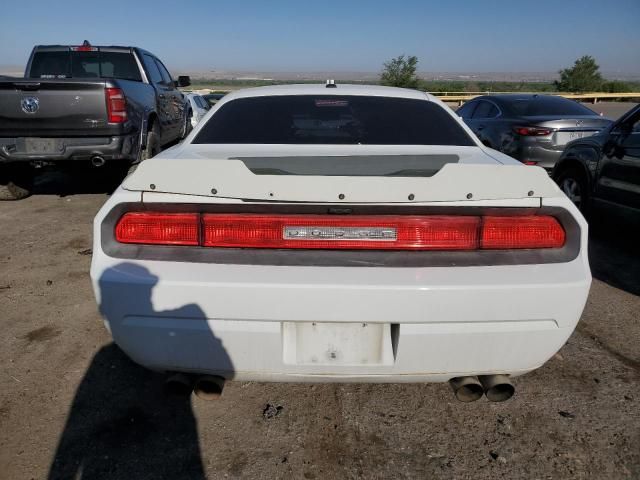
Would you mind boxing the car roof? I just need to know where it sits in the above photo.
[474,93,572,104]
[220,83,435,101]
[32,45,159,58]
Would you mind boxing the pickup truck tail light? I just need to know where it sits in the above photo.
[114,213,566,250]
[105,88,127,123]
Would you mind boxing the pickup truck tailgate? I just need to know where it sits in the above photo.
[0,79,115,136]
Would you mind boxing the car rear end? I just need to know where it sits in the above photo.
[506,95,611,169]
[0,45,142,166]
[91,86,591,396]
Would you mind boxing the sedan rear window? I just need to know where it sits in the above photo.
[508,96,596,117]
[193,95,475,146]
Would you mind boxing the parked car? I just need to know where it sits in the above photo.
[202,93,226,106]
[553,103,640,217]
[0,42,191,200]
[456,94,612,170]
[184,93,210,127]
[91,84,590,403]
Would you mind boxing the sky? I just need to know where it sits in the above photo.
[1,0,639,74]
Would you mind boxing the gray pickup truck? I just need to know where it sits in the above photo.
[0,42,192,200]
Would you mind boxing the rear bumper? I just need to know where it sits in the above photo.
[514,143,563,170]
[0,134,138,163]
[91,240,590,383]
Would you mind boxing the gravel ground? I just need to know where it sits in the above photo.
[0,102,639,479]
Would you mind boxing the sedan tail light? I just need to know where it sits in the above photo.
[114,213,566,251]
[513,126,552,136]
[105,88,127,123]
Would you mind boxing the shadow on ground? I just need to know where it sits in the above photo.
[588,218,640,296]
[47,344,206,480]
[48,263,233,480]
[32,167,127,197]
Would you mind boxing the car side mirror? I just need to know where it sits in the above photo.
[604,136,626,159]
[175,76,191,88]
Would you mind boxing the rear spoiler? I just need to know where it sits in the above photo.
[123,159,561,203]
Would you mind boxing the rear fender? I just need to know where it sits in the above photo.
[554,145,599,193]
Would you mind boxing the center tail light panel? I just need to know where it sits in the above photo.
[104,205,578,267]
[202,214,482,250]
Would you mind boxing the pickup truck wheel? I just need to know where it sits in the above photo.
[0,164,34,201]
[181,110,193,138]
[128,123,161,175]
[557,167,589,214]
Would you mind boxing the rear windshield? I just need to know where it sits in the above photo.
[28,50,142,82]
[193,95,476,146]
[507,96,596,117]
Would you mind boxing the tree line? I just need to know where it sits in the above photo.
[380,54,636,93]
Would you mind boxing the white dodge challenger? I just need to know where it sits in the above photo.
[90,84,591,402]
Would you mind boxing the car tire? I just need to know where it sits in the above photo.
[556,167,589,214]
[0,164,34,201]
[128,122,161,176]
[181,109,193,139]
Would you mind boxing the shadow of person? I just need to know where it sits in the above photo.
[49,263,234,479]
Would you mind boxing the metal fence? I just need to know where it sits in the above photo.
[433,92,640,104]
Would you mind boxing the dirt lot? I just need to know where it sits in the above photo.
[1,104,639,479]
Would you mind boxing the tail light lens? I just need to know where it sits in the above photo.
[105,88,127,123]
[115,213,566,251]
[513,126,552,136]
[115,213,199,245]
[481,216,565,249]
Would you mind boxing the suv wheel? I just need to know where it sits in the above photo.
[557,167,589,213]
[0,164,34,201]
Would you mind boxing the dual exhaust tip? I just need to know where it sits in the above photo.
[166,373,512,403]
[165,373,225,400]
[449,375,515,402]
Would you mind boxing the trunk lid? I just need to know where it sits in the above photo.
[0,79,116,136]
[523,115,612,147]
[123,150,559,203]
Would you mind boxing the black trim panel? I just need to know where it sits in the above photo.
[101,203,581,267]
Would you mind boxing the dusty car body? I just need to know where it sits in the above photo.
[91,84,591,401]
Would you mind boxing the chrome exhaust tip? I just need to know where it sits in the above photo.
[449,376,484,402]
[193,375,225,400]
[479,375,515,402]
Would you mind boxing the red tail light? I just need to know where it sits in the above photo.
[115,213,199,245]
[481,216,565,249]
[71,46,98,52]
[115,213,566,251]
[105,88,127,123]
[513,126,552,136]
[202,214,480,250]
